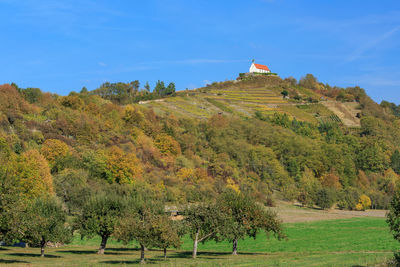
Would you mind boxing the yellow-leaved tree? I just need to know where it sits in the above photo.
[356,194,372,211]
[106,146,143,184]
[40,139,70,171]
[17,150,54,198]
[155,134,181,156]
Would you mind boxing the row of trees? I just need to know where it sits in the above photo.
[0,186,283,264]
[89,80,176,104]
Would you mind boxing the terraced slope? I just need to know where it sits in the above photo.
[322,101,361,127]
[138,79,360,127]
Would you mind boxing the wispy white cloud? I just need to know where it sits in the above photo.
[346,25,400,62]
[98,62,107,67]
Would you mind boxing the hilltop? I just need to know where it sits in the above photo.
[139,75,361,128]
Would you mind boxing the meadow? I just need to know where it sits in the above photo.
[0,217,398,266]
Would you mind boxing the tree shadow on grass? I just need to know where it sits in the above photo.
[58,249,136,256]
[234,252,270,256]
[58,250,96,255]
[166,250,268,260]
[167,251,230,260]
[0,259,29,264]
[106,247,140,252]
[8,253,61,258]
[101,258,162,265]
[0,247,9,251]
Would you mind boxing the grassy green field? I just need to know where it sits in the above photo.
[0,217,398,266]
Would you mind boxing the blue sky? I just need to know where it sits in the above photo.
[1,0,400,103]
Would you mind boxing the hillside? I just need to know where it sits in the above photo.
[1,74,400,212]
[139,76,361,127]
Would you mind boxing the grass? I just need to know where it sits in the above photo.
[0,217,398,266]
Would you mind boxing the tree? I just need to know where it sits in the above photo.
[155,219,183,259]
[166,82,176,96]
[131,80,140,94]
[299,74,318,90]
[115,210,180,263]
[315,188,336,209]
[106,146,143,184]
[356,194,371,211]
[154,80,166,96]
[217,189,284,255]
[22,87,42,104]
[21,197,71,257]
[144,81,151,92]
[0,140,23,243]
[40,139,70,173]
[391,150,400,174]
[80,86,88,94]
[75,194,127,254]
[184,203,224,258]
[281,90,289,98]
[114,190,167,264]
[53,169,90,214]
[387,190,400,262]
[154,134,181,156]
[17,150,54,198]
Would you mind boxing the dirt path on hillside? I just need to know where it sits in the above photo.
[272,201,386,223]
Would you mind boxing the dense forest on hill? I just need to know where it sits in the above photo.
[1,74,400,217]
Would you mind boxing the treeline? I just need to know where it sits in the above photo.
[89,80,176,104]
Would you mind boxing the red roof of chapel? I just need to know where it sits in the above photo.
[254,63,270,71]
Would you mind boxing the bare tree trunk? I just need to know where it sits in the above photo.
[192,229,199,259]
[164,248,167,259]
[232,238,238,255]
[97,235,108,255]
[140,244,145,264]
[40,239,46,257]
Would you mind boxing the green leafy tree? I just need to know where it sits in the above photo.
[386,190,400,262]
[387,190,400,241]
[75,194,127,254]
[115,211,178,263]
[53,169,90,214]
[184,203,224,258]
[114,190,167,264]
[217,189,284,255]
[144,81,151,92]
[155,218,183,259]
[165,82,176,96]
[391,150,400,174]
[154,80,166,96]
[21,197,71,257]
[80,86,88,94]
[315,188,336,209]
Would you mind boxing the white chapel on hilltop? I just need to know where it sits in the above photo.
[249,60,271,74]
